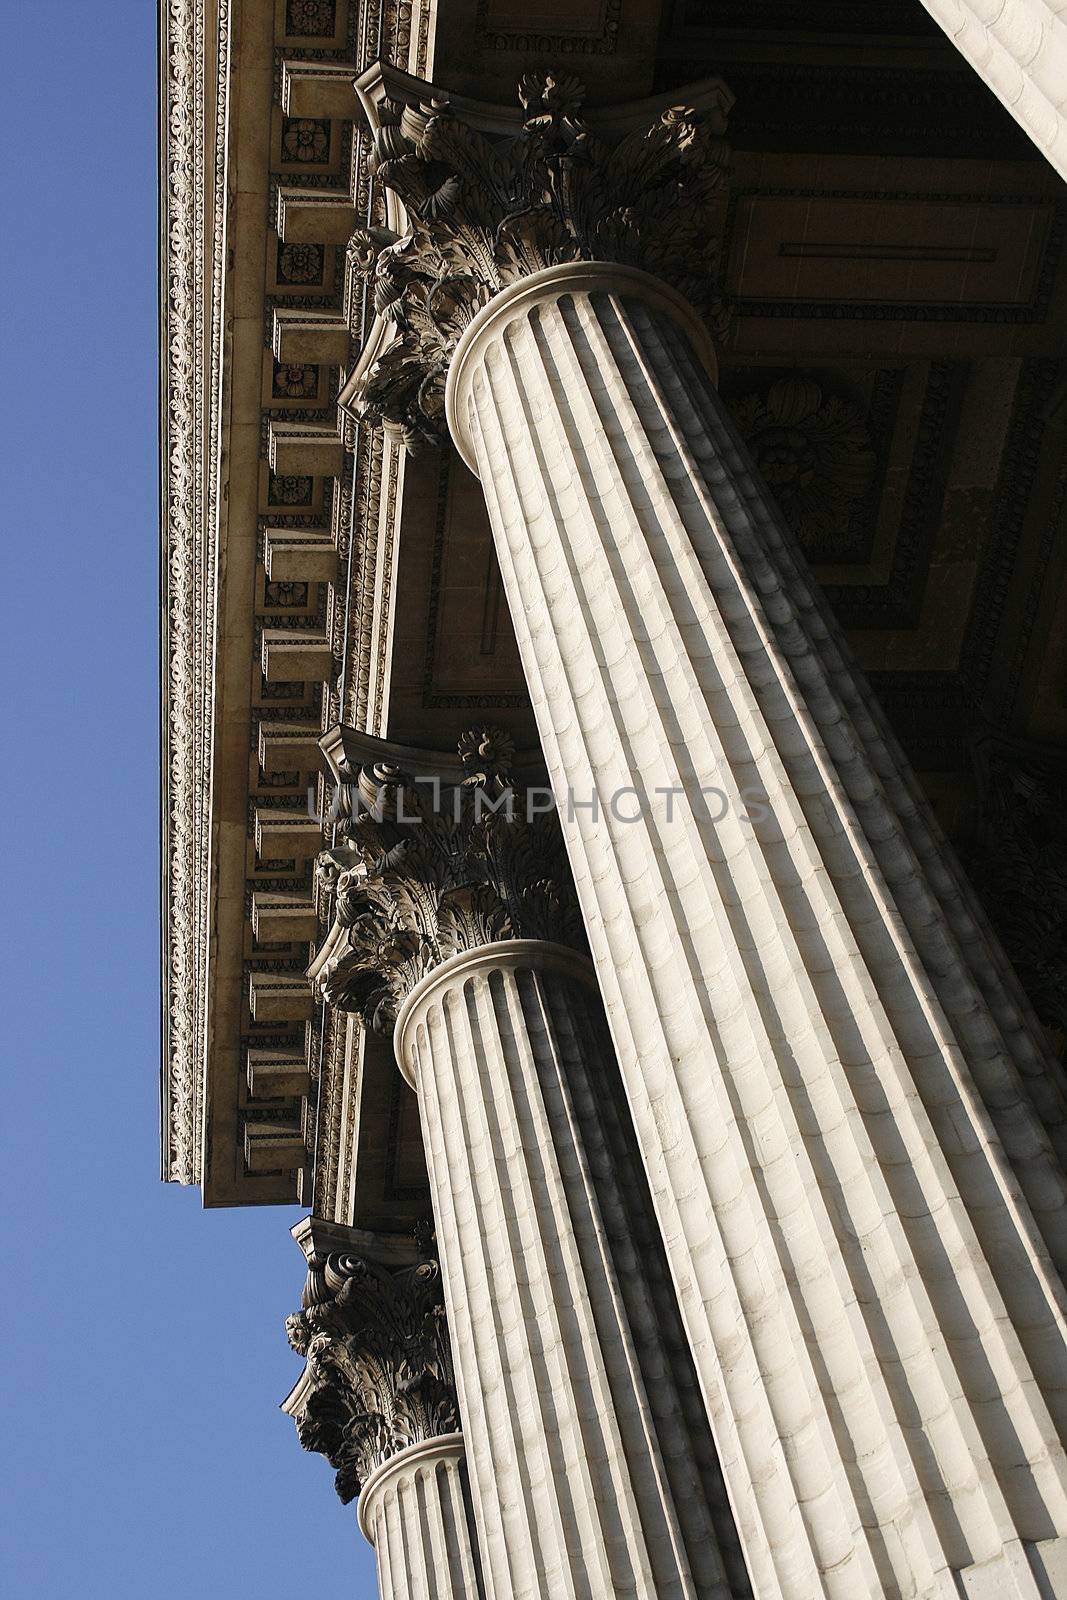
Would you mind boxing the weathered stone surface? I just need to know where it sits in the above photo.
[395,941,751,1600]
[357,1433,483,1600]
[919,1,1067,181]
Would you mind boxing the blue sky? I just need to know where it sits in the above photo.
[1,5,376,1594]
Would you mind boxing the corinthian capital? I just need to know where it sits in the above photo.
[307,728,584,1028]
[349,65,732,447]
[282,1223,458,1505]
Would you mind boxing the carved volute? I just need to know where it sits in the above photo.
[348,72,732,447]
[307,729,584,1028]
[283,1231,459,1505]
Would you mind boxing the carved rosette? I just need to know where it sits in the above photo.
[308,730,585,1028]
[350,73,732,446]
[284,1250,459,1505]
[731,377,877,546]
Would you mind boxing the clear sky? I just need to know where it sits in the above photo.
[2,5,376,1595]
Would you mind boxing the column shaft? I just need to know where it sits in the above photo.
[396,940,751,1600]
[920,1,1067,180]
[446,265,1067,1600]
[359,1435,484,1600]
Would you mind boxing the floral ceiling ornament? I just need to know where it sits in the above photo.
[278,241,324,285]
[269,472,314,505]
[282,117,330,164]
[273,361,318,398]
[731,377,878,545]
[307,728,584,1027]
[348,73,732,448]
[284,1250,458,1503]
[286,0,336,36]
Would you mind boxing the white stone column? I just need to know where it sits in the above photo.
[358,1434,484,1600]
[919,1,1067,180]
[443,261,1067,1600]
[395,939,750,1600]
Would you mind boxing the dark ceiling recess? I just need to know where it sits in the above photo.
[702,63,1034,157]
[655,0,1036,158]
[678,0,942,34]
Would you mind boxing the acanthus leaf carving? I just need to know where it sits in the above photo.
[731,377,878,548]
[284,1250,459,1504]
[308,729,585,1026]
[350,74,732,448]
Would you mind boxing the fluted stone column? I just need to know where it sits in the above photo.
[282,1220,484,1600]
[358,1434,482,1600]
[445,261,1067,1600]
[309,750,751,1600]
[919,1,1067,180]
[396,940,750,1600]
[349,74,1067,1600]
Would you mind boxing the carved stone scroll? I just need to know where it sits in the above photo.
[348,71,732,446]
[283,1242,459,1504]
[307,728,584,1026]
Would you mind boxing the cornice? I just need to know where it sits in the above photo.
[161,0,231,1183]
[161,0,442,1203]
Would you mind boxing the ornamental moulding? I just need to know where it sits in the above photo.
[162,0,231,1184]
[732,376,878,547]
[283,1245,458,1504]
[346,64,734,447]
[307,728,584,1027]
